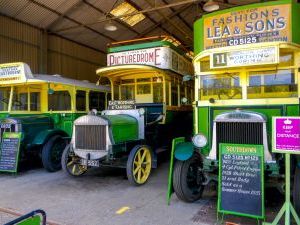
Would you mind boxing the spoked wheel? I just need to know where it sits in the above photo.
[62,144,87,177]
[127,145,152,186]
[42,135,67,172]
[293,166,300,215]
[173,153,205,202]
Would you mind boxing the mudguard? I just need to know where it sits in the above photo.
[174,142,194,161]
[32,129,69,145]
[167,137,195,205]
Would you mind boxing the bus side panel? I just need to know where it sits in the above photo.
[292,1,300,45]
[197,106,210,155]
[286,105,299,116]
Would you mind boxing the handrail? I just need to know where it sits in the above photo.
[4,209,46,225]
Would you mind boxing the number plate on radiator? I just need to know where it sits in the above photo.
[80,159,100,167]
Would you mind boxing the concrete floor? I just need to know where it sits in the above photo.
[0,162,288,225]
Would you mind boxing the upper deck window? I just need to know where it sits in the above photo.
[247,69,297,99]
[199,73,242,100]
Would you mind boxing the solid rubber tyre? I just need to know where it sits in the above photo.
[293,166,300,215]
[61,144,87,177]
[41,135,66,172]
[173,153,204,202]
[127,145,152,186]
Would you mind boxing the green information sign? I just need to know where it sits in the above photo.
[218,143,265,219]
[0,132,21,173]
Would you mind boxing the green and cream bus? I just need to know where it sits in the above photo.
[169,0,300,214]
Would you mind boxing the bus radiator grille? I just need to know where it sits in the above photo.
[216,122,263,152]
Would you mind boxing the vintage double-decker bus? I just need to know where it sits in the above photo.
[169,0,300,214]
[0,62,110,172]
[62,36,194,185]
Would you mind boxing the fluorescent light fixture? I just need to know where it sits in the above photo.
[203,0,219,12]
[110,2,145,27]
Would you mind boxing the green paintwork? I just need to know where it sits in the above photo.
[32,129,68,145]
[167,137,185,205]
[17,216,41,225]
[197,105,299,157]
[174,142,194,161]
[108,40,185,55]
[292,1,300,46]
[0,112,85,157]
[102,114,138,144]
[193,0,298,54]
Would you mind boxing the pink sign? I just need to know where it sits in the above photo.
[274,117,300,153]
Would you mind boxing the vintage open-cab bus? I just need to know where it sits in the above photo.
[169,0,300,214]
[62,36,194,185]
[0,62,110,172]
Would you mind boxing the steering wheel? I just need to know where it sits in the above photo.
[13,100,23,107]
[0,98,9,104]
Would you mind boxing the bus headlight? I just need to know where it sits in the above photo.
[192,133,207,148]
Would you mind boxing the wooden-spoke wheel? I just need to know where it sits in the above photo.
[127,145,152,186]
[62,145,87,177]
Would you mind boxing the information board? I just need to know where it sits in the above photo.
[272,117,300,154]
[0,132,21,173]
[218,143,265,219]
[108,100,136,110]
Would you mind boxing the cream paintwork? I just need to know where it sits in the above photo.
[0,63,110,114]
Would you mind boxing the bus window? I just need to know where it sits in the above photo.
[247,69,297,99]
[199,73,242,100]
[121,85,134,100]
[76,90,86,111]
[0,87,10,111]
[279,51,294,67]
[137,84,151,95]
[153,82,163,103]
[12,87,28,111]
[30,93,40,111]
[48,91,71,111]
[165,81,170,105]
[171,81,178,106]
[113,85,119,100]
[89,91,105,111]
[180,84,185,102]
[29,85,41,111]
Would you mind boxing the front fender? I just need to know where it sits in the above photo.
[32,129,69,145]
[174,142,195,161]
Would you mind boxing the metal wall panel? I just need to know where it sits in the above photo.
[0,15,105,82]
[0,15,40,72]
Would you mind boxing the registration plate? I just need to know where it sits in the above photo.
[80,159,100,167]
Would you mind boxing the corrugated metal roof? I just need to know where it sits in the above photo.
[0,0,274,56]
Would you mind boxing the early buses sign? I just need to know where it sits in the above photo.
[211,46,278,68]
[204,4,291,49]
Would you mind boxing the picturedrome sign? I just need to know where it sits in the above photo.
[204,4,291,49]
[107,47,193,75]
